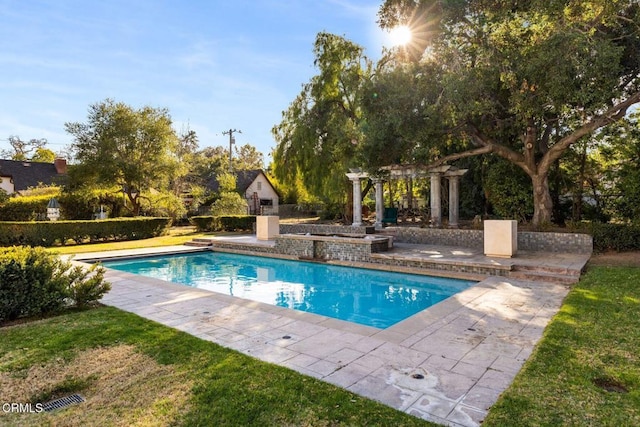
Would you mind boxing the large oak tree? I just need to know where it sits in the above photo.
[366,0,640,227]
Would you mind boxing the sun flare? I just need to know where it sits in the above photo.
[388,25,412,46]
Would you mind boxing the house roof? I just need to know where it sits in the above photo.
[0,159,67,192]
[206,169,277,195]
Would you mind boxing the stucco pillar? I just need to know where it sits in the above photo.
[373,178,384,229]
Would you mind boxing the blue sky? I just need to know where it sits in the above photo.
[0,0,391,165]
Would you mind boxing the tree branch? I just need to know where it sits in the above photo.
[424,145,493,169]
[542,91,640,170]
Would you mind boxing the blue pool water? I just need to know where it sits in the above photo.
[102,252,475,329]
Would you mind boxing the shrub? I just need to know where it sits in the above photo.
[0,194,52,221]
[0,246,111,322]
[209,192,248,216]
[58,186,125,220]
[589,222,640,252]
[0,217,171,247]
[485,159,534,222]
[64,264,111,308]
[190,215,255,232]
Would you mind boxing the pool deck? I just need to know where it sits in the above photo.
[74,241,590,427]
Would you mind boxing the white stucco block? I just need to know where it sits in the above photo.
[257,216,280,241]
[484,220,518,258]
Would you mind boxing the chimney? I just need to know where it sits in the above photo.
[54,158,67,174]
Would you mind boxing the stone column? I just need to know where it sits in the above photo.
[352,177,362,227]
[430,172,442,227]
[445,169,467,229]
[346,171,369,227]
[429,165,452,228]
[447,175,460,228]
[373,178,384,229]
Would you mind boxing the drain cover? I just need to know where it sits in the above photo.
[42,394,85,412]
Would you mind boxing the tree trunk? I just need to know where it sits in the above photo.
[531,173,553,228]
[127,191,141,216]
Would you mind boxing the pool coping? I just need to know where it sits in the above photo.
[74,245,575,427]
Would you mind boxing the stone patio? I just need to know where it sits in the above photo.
[74,243,589,427]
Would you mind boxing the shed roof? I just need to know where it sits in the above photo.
[206,169,275,194]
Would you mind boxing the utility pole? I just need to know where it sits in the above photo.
[222,129,241,172]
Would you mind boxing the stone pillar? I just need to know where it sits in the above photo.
[346,171,369,227]
[428,166,451,228]
[430,172,442,228]
[352,177,362,227]
[373,178,384,229]
[448,175,460,228]
[444,169,467,229]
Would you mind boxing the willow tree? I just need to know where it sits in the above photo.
[367,0,640,227]
[65,99,181,216]
[272,32,373,207]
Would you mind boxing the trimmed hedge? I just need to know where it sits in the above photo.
[0,194,51,221]
[190,215,255,232]
[0,217,171,247]
[0,246,111,322]
[590,222,640,252]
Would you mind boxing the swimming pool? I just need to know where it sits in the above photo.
[102,252,476,329]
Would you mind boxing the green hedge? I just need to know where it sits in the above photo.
[190,215,255,232]
[0,194,51,221]
[590,222,640,252]
[0,217,171,247]
[0,246,111,322]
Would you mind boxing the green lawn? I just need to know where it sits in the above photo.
[44,227,212,255]
[0,307,434,427]
[483,266,640,426]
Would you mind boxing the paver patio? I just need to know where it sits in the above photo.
[74,244,588,427]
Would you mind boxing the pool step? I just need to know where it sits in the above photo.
[509,264,581,284]
[184,238,214,247]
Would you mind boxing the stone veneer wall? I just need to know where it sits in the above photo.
[382,226,592,254]
[382,227,484,249]
[274,236,314,258]
[314,240,371,262]
[517,231,592,254]
[275,234,389,262]
[279,224,375,235]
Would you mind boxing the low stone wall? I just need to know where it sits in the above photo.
[275,234,389,262]
[381,227,484,249]
[518,231,592,254]
[382,226,592,254]
[274,236,314,259]
[279,224,375,235]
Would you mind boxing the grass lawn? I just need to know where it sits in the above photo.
[44,227,212,255]
[0,307,433,426]
[483,264,640,426]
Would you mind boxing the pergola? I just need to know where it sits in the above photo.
[346,165,468,229]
